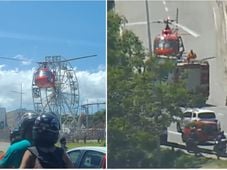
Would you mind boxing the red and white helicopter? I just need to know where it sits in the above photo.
[152,8,200,59]
[123,8,200,60]
[33,55,96,88]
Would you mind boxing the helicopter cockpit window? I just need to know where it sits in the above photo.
[39,70,51,77]
[154,39,179,49]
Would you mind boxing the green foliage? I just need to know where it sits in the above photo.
[160,149,207,168]
[91,110,106,125]
[57,140,105,149]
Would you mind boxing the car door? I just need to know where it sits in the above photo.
[67,150,83,168]
[79,150,105,168]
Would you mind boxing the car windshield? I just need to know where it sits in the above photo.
[183,112,192,118]
[198,112,215,119]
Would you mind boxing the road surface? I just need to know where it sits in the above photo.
[0,142,10,152]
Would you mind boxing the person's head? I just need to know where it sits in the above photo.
[19,112,39,141]
[60,137,66,145]
[32,112,60,147]
[10,128,21,144]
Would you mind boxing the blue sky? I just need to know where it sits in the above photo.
[0,1,105,71]
[0,1,106,112]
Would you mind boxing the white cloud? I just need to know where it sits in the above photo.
[14,54,32,65]
[0,67,106,112]
[77,70,106,105]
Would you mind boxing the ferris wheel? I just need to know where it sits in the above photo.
[32,56,82,118]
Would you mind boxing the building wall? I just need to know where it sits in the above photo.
[0,108,6,129]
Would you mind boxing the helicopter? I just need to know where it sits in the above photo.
[123,8,200,59]
[34,55,96,88]
[34,63,55,88]
[152,8,200,59]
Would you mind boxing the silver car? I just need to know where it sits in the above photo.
[67,146,106,168]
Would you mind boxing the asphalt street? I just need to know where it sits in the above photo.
[0,142,10,152]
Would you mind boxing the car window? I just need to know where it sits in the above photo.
[198,112,215,119]
[67,150,82,167]
[80,150,104,168]
[183,112,192,118]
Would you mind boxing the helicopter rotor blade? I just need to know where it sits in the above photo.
[37,55,97,64]
[152,20,164,24]
[200,56,216,62]
[125,21,147,26]
[60,54,97,63]
[0,56,27,62]
[171,22,200,38]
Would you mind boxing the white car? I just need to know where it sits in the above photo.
[67,146,106,168]
[176,108,219,133]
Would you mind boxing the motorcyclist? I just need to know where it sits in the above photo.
[0,112,38,168]
[10,128,21,144]
[216,131,226,141]
[214,131,227,158]
[186,126,200,156]
[20,112,74,168]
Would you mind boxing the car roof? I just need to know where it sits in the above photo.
[67,146,106,154]
[194,109,215,114]
[184,108,215,114]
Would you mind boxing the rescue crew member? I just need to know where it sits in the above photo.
[20,112,74,168]
[0,112,38,168]
[187,49,197,62]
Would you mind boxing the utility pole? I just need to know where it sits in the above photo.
[11,83,24,121]
[145,0,152,54]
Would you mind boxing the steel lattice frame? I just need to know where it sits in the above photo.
[32,56,79,125]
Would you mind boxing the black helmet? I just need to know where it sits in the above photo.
[10,128,21,144]
[32,112,60,147]
[19,112,39,139]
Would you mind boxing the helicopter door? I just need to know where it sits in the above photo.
[177,36,184,58]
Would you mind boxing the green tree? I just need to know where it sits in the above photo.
[91,110,106,127]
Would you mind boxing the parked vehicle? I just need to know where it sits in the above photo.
[67,146,106,168]
[177,108,220,143]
